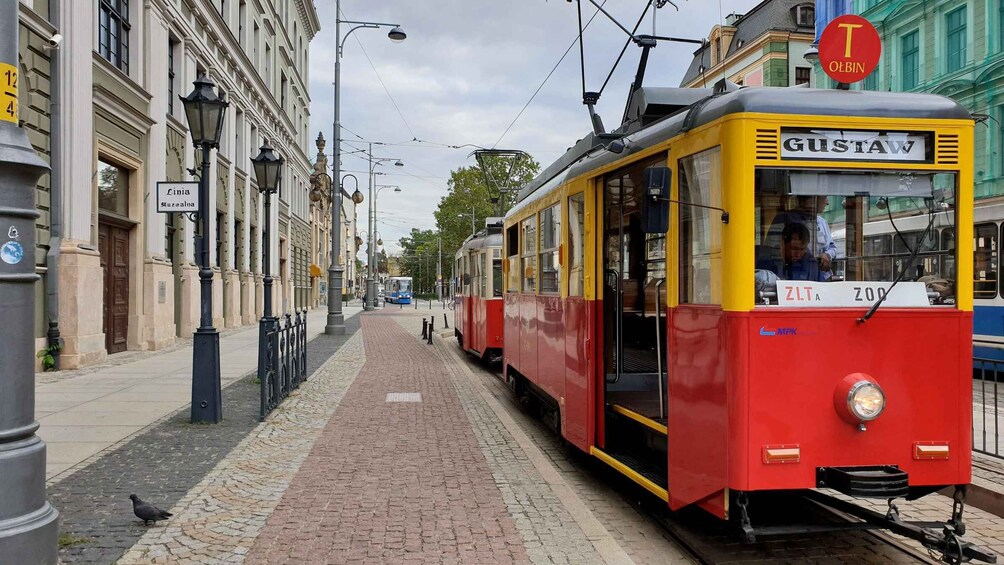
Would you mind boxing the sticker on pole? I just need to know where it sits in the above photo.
[1,62,17,124]
[156,181,199,213]
[819,14,881,84]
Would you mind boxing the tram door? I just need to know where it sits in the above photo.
[602,157,668,425]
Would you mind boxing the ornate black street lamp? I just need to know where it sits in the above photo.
[251,141,283,332]
[180,74,228,423]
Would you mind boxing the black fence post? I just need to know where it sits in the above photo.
[443,312,449,329]
[428,317,435,344]
[422,318,428,339]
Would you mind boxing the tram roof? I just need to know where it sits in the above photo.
[512,87,971,207]
[460,231,503,253]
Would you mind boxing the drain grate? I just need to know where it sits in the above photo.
[386,393,422,403]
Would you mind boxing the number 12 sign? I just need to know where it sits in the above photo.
[1,62,18,124]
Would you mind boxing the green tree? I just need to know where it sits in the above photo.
[397,228,441,295]
[432,154,540,275]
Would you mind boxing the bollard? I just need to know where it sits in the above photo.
[443,312,449,329]
[422,318,428,339]
[399,302,402,309]
[415,298,418,309]
[429,298,432,309]
[427,317,435,344]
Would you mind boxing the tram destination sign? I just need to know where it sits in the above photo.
[156,181,199,213]
[776,281,929,308]
[818,14,881,84]
[781,130,927,162]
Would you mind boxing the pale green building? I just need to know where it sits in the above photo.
[838,0,1004,200]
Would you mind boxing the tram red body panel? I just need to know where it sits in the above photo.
[504,295,599,451]
[666,306,729,512]
[456,295,503,359]
[738,309,972,491]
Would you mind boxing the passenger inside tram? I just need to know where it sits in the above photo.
[753,168,958,305]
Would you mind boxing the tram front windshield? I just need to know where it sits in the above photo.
[394,279,411,292]
[754,168,957,306]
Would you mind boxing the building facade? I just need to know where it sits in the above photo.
[17,0,320,369]
[680,0,817,89]
[307,132,360,307]
[847,0,1004,201]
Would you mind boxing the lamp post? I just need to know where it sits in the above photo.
[327,2,406,332]
[180,74,228,424]
[0,1,59,559]
[458,206,476,236]
[365,150,402,310]
[251,140,283,346]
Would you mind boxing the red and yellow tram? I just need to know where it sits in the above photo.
[454,220,505,361]
[502,84,988,558]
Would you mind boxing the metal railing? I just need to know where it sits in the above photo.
[258,309,308,421]
[973,356,1003,459]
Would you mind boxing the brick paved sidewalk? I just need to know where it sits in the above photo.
[119,312,684,564]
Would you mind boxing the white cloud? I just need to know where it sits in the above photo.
[310,0,764,260]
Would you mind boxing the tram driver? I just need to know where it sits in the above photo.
[756,222,828,282]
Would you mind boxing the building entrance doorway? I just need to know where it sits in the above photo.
[99,220,130,354]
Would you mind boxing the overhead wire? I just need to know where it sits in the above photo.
[492,0,608,148]
[338,5,417,139]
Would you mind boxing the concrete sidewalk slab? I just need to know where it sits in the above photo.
[38,305,362,483]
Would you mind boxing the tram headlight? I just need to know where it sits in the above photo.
[848,381,885,421]
[833,373,886,427]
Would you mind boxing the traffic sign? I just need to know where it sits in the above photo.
[818,14,881,84]
[156,181,199,213]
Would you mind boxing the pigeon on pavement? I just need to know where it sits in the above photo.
[129,494,172,526]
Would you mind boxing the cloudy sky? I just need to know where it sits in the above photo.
[308,0,763,257]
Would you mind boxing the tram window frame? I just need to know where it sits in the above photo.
[539,203,560,294]
[480,251,488,298]
[568,193,585,297]
[522,216,537,293]
[492,257,503,297]
[471,252,481,297]
[679,147,723,305]
[941,228,956,282]
[975,222,998,299]
[506,225,519,293]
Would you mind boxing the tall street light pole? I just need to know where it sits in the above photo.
[366,149,402,311]
[251,141,282,405]
[0,2,59,559]
[180,75,228,424]
[326,1,406,332]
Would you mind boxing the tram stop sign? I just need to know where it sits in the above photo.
[818,14,881,84]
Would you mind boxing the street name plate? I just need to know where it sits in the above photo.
[156,181,199,213]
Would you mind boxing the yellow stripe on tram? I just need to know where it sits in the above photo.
[610,404,668,436]
[590,447,669,502]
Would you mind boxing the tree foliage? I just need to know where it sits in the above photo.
[397,154,540,295]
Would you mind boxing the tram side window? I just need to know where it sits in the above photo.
[975,223,998,299]
[506,225,519,292]
[568,193,585,297]
[471,253,481,297]
[480,252,488,298]
[540,203,560,294]
[493,257,503,297]
[522,216,537,292]
[679,147,723,305]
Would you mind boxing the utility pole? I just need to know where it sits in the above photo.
[0,2,59,560]
[437,234,442,302]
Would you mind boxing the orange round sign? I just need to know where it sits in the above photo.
[819,14,881,84]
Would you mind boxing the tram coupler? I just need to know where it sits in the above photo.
[422,319,428,339]
[736,491,756,544]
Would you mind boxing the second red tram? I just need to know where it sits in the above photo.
[501,84,992,560]
[454,220,505,360]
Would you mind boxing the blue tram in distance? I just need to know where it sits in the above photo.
[385,276,413,304]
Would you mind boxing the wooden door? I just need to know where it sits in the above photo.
[100,222,130,354]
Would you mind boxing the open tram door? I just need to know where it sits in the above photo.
[595,155,672,498]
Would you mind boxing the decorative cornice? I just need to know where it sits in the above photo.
[18,2,57,37]
[294,0,321,39]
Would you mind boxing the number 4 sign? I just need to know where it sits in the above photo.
[1,62,17,124]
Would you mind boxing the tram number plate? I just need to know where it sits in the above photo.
[777,281,929,307]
